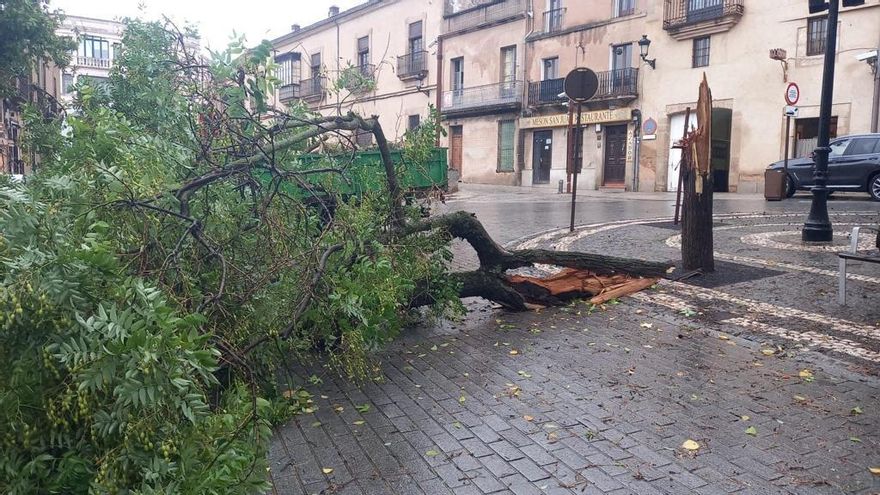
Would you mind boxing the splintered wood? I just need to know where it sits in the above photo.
[506,268,659,307]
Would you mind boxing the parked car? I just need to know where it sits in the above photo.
[767,133,880,201]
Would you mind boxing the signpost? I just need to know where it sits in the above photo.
[563,68,599,232]
[783,83,800,184]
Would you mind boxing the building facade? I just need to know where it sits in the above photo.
[56,15,126,102]
[270,0,878,193]
[0,62,62,176]
[270,0,444,146]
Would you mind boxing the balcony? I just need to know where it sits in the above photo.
[441,80,522,117]
[528,78,565,106]
[279,83,300,102]
[663,0,744,40]
[542,8,566,34]
[527,68,639,108]
[77,56,111,68]
[443,0,527,35]
[397,51,429,80]
[300,77,326,101]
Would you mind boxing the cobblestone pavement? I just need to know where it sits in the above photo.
[269,186,880,494]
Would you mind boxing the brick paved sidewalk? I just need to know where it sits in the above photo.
[268,294,880,494]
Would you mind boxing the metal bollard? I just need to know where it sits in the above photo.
[558,180,564,194]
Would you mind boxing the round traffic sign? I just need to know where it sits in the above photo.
[564,68,599,102]
[785,82,800,106]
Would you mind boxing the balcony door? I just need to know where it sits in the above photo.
[540,57,560,102]
[408,21,424,73]
[451,57,464,104]
[500,46,517,98]
[611,43,632,93]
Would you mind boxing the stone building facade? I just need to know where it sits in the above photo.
[271,0,880,193]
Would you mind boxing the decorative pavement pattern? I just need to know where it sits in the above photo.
[269,208,880,495]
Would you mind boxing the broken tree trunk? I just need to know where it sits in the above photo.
[406,211,672,310]
[681,74,715,273]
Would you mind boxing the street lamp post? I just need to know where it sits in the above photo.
[802,0,863,242]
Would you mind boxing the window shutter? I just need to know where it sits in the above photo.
[409,21,423,39]
[357,36,369,53]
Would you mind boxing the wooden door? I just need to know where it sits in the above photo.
[450,125,463,172]
[532,130,553,184]
[603,125,628,185]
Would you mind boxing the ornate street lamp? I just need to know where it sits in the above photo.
[638,35,656,70]
[802,0,864,242]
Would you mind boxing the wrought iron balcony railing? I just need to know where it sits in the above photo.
[542,8,566,34]
[663,0,744,31]
[357,63,376,81]
[527,68,639,107]
[300,77,326,101]
[77,56,111,68]
[442,80,522,114]
[528,78,565,106]
[444,0,527,34]
[397,51,429,80]
[279,83,300,102]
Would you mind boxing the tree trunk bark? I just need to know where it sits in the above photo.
[681,166,715,272]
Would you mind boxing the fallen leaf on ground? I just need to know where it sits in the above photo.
[509,349,519,355]
[458,395,466,404]
[849,437,862,443]
[333,406,344,413]
[681,439,700,451]
[798,369,813,378]
[793,395,807,402]
[869,467,880,475]
[851,406,863,415]
[355,404,370,413]
[321,467,333,475]
[353,420,365,426]
[640,322,653,329]
[451,421,462,429]
[718,334,730,340]
[517,370,532,378]
[745,426,758,436]
[760,349,775,356]
[740,415,750,421]
[310,421,322,427]
[523,415,534,422]
[425,450,440,457]
[430,345,438,351]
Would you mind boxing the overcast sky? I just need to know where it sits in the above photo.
[52,0,365,50]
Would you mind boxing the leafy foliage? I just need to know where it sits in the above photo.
[0,0,75,96]
[1,16,458,494]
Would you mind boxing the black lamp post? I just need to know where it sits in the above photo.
[638,35,656,70]
[802,0,863,242]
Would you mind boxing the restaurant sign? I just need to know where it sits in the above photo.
[520,108,631,129]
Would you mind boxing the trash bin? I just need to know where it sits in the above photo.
[764,169,785,201]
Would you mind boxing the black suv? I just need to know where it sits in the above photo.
[768,133,880,201]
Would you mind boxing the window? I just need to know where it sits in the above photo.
[844,138,879,156]
[497,120,516,172]
[62,73,74,94]
[355,130,372,147]
[829,139,849,157]
[614,0,635,17]
[274,53,300,86]
[501,45,516,84]
[408,114,421,131]
[451,57,464,91]
[807,16,828,56]
[545,0,564,32]
[78,36,110,61]
[310,53,322,78]
[692,36,710,67]
[357,36,370,68]
[408,21,423,54]
[542,57,559,80]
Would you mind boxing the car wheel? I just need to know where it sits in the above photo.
[784,174,796,198]
[870,173,880,201]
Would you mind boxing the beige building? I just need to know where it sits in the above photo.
[56,16,126,102]
[438,0,880,193]
[1,62,62,176]
[270,0,443,146]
